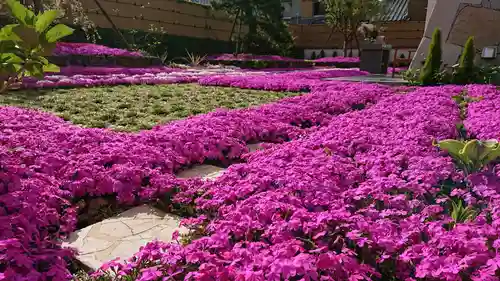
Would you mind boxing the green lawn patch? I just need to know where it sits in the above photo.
[0,84,300,131]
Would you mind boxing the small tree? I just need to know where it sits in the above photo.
[452,36,476,84]
[319,49,325,58]
[322,0,386,56]
[419,28,442,85]
[311,51,317,60]
[214,0,294,55]
[30,0,95,35]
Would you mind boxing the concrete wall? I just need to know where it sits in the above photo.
[412,0,500,68]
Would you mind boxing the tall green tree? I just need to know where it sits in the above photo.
[321,0,386,56]
[212,0,294,55]
[452,36,476,84]
[419,28,442,85]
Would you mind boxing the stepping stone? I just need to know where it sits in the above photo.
[247,143,264,153]
[323,75,408,85]
[176,164,225,180]
[63,205,188,270]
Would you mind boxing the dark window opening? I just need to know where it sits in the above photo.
[313,1,326,16]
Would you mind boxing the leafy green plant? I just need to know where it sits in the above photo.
[451,36,476,84]
[451,90,483,120]
[0,0,73,93]
[419,28,442,85]
[182,50,206,66]
[129,25,169,64]
[435,139,500,175]
[319,50,325,58]
[450,198,477,226]
[311,51,317,60]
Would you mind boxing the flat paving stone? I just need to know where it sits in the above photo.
[248,143,265,153]
[64,205,187,270]
[176,164,225,180]
[323,74,408,85]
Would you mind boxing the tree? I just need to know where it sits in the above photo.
[321,0,386,56]
[213,0,294,55]
[452,36,475,84]
[27,0,95,35]
[419,28,442,85]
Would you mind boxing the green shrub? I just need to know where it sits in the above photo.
[319,50,325,58]
[310,51,317,60]
[452,36,476,84]
[419,28,442,85]
[0,0,73,93]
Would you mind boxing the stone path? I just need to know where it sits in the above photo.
[64,205,188,270]
[176,164,226,180]
[66,143,267,270]
[323,74,408,85]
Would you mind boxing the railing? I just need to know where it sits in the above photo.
[283,15,326,24]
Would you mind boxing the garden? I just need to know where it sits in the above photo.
[2,0,500,281]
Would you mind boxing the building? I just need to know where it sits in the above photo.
[411,0,500,68]
[283,0,427,60]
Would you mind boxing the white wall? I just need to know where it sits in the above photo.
[304,48,416,63]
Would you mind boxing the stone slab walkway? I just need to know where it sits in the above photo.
[64,205,187,270]
[323,74,408,85]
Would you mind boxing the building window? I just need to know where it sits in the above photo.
[313,0,326,16]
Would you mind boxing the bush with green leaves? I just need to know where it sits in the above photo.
[0,0,74,93]
[419,28,442,85]
[435,139,500,175]
[451,36,476,84]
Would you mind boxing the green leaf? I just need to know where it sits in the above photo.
[12,25,40,48]
[45,24,74,43]
[0,53,23,64]
[484,145,500,164]
[0,24,22,41]
[6,0,35,26]
[35,10,61,33]
[24,61,44,79]
[437,139,465,159]
[460,140,481,164]
[39,42,57,57]
[42,63,59,73]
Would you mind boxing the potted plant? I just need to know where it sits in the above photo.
[358,23,392,74]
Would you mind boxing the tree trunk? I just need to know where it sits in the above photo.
[229,9,241,42]
[343,37,348,57]
[236,15,243,54]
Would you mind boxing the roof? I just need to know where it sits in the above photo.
[381,0,410,22]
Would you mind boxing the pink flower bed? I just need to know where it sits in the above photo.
[313,56,360,63]
[19,68,366,90]
[464,84,500,140]
[199,69,369,91]
[2,54,500,281]
[206,53,302,62]
[53,42,143,57]
[88,85,500,281]
[0,82,390,279]
[2,80,500,280]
